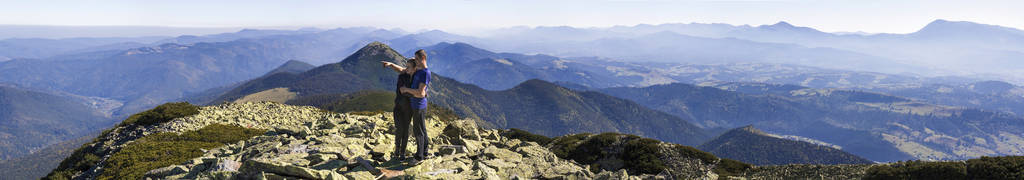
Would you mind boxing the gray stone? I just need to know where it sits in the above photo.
[145,165,188,178]
[212,159,241,172]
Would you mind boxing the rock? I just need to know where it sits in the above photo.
[596,169,632,180]
[306,153,336,165]
[483,146,523,162]
[212,159,241,172]
[443,119,481,140]
[439,145,467,155]
[240,159,334,179]
[344,171,376,180]
[144,165,188,178]
[473,161,502,180]
[311,159,348,171]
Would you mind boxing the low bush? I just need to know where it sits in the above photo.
[547,132,727,175]
[502,128,553,145]
[119,102,199,126]
[622,138,667,174]
[549,133,592,159]
[714,158,753,177]
[99,124,264,179]
[864,160,967,180]
[967,156,1024,179]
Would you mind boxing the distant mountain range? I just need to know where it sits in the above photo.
[598,82,1024,161]
[699,126,873,165]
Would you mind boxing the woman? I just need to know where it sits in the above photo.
[381,58,417,161]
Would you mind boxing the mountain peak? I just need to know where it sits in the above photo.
[772,21,794,28]
[914,19,1024,36]
[345,42,405,63]
[757,21,795,29]
[357,41,392,53]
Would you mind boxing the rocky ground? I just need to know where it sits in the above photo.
[59,102,879,180]
[95,102,649,179]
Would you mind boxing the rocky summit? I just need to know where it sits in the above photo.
[61,102,673,179]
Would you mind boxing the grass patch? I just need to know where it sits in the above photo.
[45,102,201,180]
[502,128,553,145]
[98,124,264,180]
[119,102,199,127]
[713,158,753,177]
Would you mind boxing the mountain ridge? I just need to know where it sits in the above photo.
[699,126,874,165]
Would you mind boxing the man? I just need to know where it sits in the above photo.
[399,49,431,164]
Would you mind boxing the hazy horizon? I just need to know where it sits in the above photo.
[1,0,1022,38]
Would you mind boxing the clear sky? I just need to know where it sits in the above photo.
[2,0,1022,34]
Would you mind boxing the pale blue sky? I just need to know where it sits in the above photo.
[2,0,1022,34]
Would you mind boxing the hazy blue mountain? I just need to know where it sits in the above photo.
[262,60,315,76]
[876,80,1024,116]
[536,31,919,73]
[0,28,404,118]
[181,60,316,105]
[0,85,111,161]
[600,82,1024,161]
[154,28,324,45]
[443,58,550,90]
[0,36,167,59]
[415,42,675,89]
[699,126,874,165]
[385,30,482,53]
[0,25,238,39]
[449,20,1024,83]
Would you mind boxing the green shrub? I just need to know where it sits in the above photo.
[549,133,592,158]
[864,160,967,180]
[549,132,719,175]
[622,138,667,174]
[98,124,264,180]
[714,158,753,177]
[967,156,1024,180]
[120,102,199,126]
[502,128,553,145]
[671,144,718,164]
[570,133,620,166]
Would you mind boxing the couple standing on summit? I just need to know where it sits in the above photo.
[380,49,432,165]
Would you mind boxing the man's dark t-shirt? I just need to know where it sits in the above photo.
[410,68,430,109]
